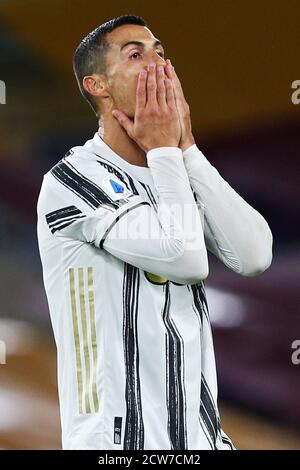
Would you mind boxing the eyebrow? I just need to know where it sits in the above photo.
[120,40,164,52]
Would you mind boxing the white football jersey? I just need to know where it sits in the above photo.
[37,132,234,450]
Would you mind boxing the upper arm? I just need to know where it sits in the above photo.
[39,156,146,243]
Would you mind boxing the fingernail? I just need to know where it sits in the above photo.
[149,62,156,70]
[140,69,146,77]
[112,110,119,118]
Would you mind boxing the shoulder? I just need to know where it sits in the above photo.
[38,141,140,216]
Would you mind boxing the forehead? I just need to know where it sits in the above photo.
[106,24,160,50]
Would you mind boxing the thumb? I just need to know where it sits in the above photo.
[112,110,134,136]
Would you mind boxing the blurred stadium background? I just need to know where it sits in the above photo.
[0,0,299,449]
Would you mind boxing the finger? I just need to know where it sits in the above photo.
[165,61,186,115]
[164,59,173,79]
[171,72,182,106]
[146,62,157,106]
[136,69,147,111]
[165,77,176,110]
[156,65,166,107]
[164,61,180,101]
[169,61,184,95]
[165,60,183,95]
[164,61,181,109]
[112,110,134,137]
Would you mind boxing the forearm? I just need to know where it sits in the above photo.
[102,147,208,283]
[182,144,273,276]
[57,148,209,284]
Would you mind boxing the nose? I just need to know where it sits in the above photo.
[145,50,166,68]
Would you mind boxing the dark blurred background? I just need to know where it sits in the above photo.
[0,0,299,449]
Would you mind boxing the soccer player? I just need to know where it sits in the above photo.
[37,15,273,450]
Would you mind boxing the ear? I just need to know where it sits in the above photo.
[82,73,110,99]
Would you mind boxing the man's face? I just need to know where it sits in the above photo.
[104,24,166,118]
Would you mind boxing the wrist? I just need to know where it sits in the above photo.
[146,141,180,152]
[180,135,195,152]
[146,146,182,160]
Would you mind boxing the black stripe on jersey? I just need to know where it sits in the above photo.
[190,282,209,323]
[202,374,235,450]
[199,400,216,448]
[220,431,234,450]
[191,283,227,450]
[64,149,74,158]
[189,282,214,449]
[198,282,210,320]
[146,185,158,208]
[198,415,214,450]
[138,181,158,210]
[192,189,198,203]
[45,205,86,234]
[200,374,218,449]
[162,283,188,450]
[46,205,82,224]
[98,201,150,249]
[49,217,86,234]
[191,282,217,449]
[189,285,203,327]
[51,159,120,210]
[95,154,139,195]
[123,263,144,450]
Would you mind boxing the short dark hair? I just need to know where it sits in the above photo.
[73,14,147,117]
